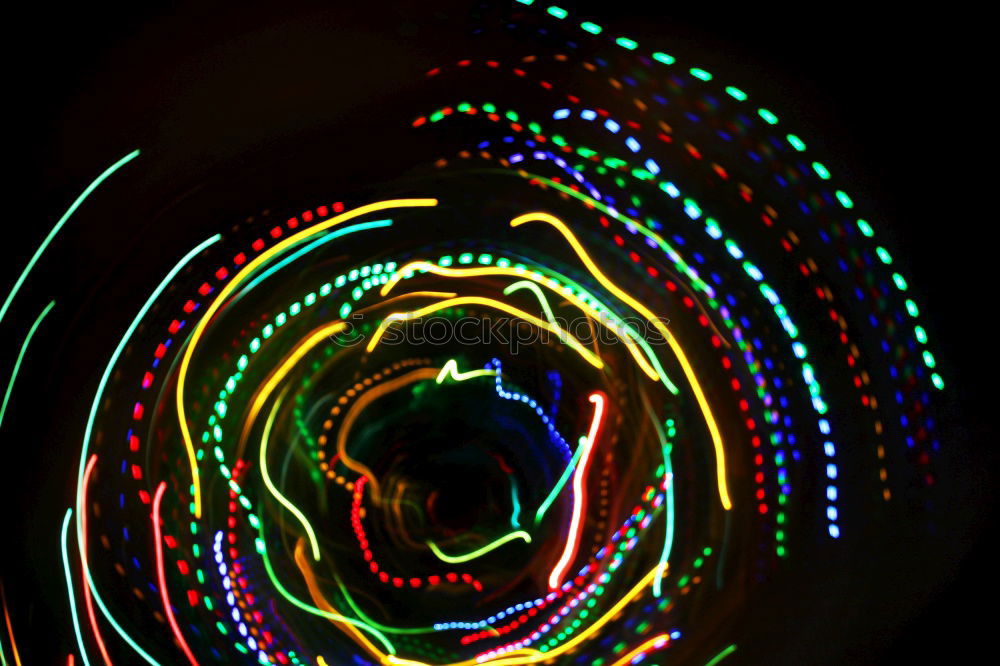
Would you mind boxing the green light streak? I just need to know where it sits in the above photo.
[427,530,532,564]
[234,220,393,300]
[514,173,691,395]
[486,128,837,464]
[787,134,807,151]
[503,280,557,324]
[61,509,91,666]
[510,478,522,528]
[657,449,676,596]
[0,620,8,666]
[704,644,737,666]
[257,534,396,654]
[261,390,322,560]
[637,385,676,597]
[0,300,55,429]
[725,86,747,100]
[518,0,942,394]
[74,234,221,666]
[334,576,435,635]
[522,171,710,298]
[758,108,779,124]
[535,435,587,524]
[0,150,139,327]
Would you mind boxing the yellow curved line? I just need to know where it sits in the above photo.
[380,262,661,383]
[261,389,322,561]
[385,563,663,666]
[301,547,663,666]
[510,211,732,511]
[177,198,437,517]
[240,320,349,560]
[427,531,532,564]
[238,320,348,457]
[294,540,392,663]
[503,280,557,324]
[366,295,604,370]
[435,359,498,384]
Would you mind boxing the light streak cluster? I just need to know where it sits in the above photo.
[1,2,946,664]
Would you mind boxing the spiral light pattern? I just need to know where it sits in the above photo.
[1,3,947,665]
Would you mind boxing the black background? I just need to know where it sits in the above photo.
[2,1,994,663]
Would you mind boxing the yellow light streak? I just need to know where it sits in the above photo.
[380,262,666,387]
[177,198,437,517]
[294,540,392,663]
[435,359,498,384]
[261,389,323,561]
[510,212,732,511]
[427,531,532,564]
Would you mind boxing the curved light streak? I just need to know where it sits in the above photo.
[0,150,139,328]
[510,212,732,511]
[426,531,532,564]
[177,199,438,518]
[0,300,55,430]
